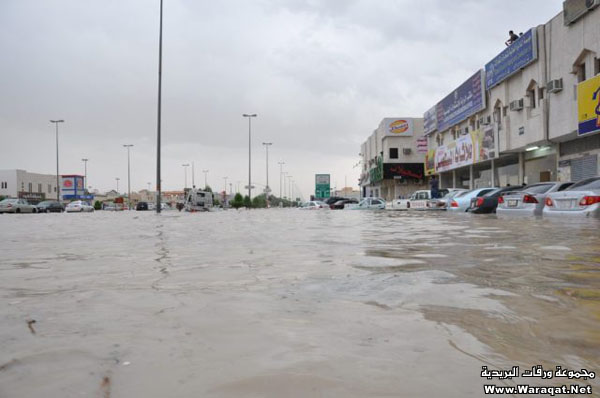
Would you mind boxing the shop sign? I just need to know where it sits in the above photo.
[423,106,437,135]
[18,192,45,201]
[435,134,474,173]
[485,28,538,89]
[369,156,383,183]
[436,70,486,132]
[471,126,497,162]
[577,74,600,136]
[425,149,436,176]
[383,118,413,137]
[416,137,428,154]
[383,163,424,181]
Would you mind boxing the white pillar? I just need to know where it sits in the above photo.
[452,170,456,189]
[469,165,474,189]
[491,159,495,187]
[518,152,525,185]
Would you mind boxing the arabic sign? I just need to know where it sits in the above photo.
[435,134,474,173]
[436,70,486,132]
[383,118,413,137]
[423,106,437,135]
[577,74,600,136]
[383,163,424,181]
[369,156,383,183]
[425,149,436,176]
[485,28,538,89]
[416,137,428,154]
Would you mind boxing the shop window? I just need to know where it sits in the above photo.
[389,148,398,159]
[28,183,32,193]
[48,184,51,193]
[38,183,42,193]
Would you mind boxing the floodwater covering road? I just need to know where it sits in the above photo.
[1,210,599,397]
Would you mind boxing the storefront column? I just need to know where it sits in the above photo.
[439,173,443,189]
[518,152,525,185]
[452,170,456,188]
[469,165,474,189]
[491,159,496,187]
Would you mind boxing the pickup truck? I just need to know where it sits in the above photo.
[386,189,451,211]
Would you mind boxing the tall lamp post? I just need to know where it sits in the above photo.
[223,176,228,204]
[123,144,134,210]
[116,177,120,193]
[50,120,64,200]
[242,113,257,200]
[182,163,190,189]
[287,175,293,203]
[202,169,209,190]
[81,158,89,193]
[155,0,164,214]
[262,142,272,206]
[278,161,285,200]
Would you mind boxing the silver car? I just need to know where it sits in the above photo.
[0,198,38,213]
[543,177,600,218]
[497,182,573,216]
[447,188,497,212]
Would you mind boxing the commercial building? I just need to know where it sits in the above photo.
[60,175,92,202]
[359,118,428,200]
[0,169,59,203]
[423,1,600,188]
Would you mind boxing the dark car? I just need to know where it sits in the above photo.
[330,199,358,210]
[324,196,346,205]
[469,185,524,214]
[36,200,64,213]
[136,201,149,211]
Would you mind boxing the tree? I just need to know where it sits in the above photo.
[204,185,212,192]
[243,195,252,208]
[93,200,102,210]
[232,193,244,209]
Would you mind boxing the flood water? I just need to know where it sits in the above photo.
[1,209,599,397]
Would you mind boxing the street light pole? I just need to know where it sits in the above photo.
[242,114,257,200]
[278,161,285,201]
[116,177,120,193]
[155,0,164,214]
[262,142,272,207]
[50,120,64,201]
[287,175,293,202]
[81,158,88,192]
[202,169,209,190]
[182,164,190,189]
[223,176,228,202]
[123,144,134,210]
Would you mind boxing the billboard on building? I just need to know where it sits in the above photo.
[425,149,436,176]
[383,118,413,137]
[423,106,437,135]
[485,28,538,89]
[435,134,474,173]
[315,174,331,198]
[416,137,428,154]
[577,74,600,137]
[383,163,424,181]
[436,70,486,132]
[471,126,497,162]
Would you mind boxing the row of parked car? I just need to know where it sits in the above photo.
[0,199,95,213]
[298,177,600,218]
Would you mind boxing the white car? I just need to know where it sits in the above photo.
[65,200,95,213]
[447,188,497,212]
[299,201,328,210]
[347,197,386,210]
[543,177,600,218]
[497,182,573,216]
[387,189,457,210]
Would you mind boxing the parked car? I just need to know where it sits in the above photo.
[346,197,386,210]
[65,200,95,212]
[387,189,450,210]
[299,201,328,210]
[448,188,498,212]
[136,201,149,211]
[0,198,38,213]
[324,196,346,206]
[543,177,600,218]
[330,199,358,210]
[497,182,573,216]
[469,185,524,214]
[428,189,468,210]
[36,200,64,213]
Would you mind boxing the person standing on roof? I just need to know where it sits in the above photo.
[505,30,519,46]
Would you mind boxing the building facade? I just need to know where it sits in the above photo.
[360,118,428,201]
[0,169,59,203]
[424,2,600,188]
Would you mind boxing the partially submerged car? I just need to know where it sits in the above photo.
[543,177,600,218]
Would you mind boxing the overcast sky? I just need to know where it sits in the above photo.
[0,0,564,198]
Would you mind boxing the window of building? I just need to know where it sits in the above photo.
[577,62,586,82]
[538,88,544,103]
[48,184,51,193]
[28,182,32,193]
[38,183,42,193]
[527,88,536,108]
[21,182,24,191]
[595,57,600,76]
[389,148,398,159]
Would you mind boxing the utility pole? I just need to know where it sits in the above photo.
[262,142,272,207]
[50,120,64,201]
[182,164,190,189]
[81,158,89,192]
[202,169,209,190]
[123,144,134,210]
[155,0,164,213]
[242,114,257,200]
[278,161,285,200]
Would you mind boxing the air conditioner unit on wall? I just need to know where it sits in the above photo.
[547,78,564,93]
[509,99,524,111]
[587,0,600,9]
[402,148,412,155]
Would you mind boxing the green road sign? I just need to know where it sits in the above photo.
[315,174,331,198]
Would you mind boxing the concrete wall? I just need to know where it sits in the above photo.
[0,170,18,197]
[0,169,57,199]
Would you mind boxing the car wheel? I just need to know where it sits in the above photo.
[16,208,21,214]
[32,208,37,213]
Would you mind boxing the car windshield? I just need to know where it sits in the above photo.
[521,184,553,194]
[1,199,18,204]
[566,177,600,191]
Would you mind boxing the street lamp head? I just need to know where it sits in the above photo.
[242,114,257,117]
[50,120,64,123]
[182,163,190,167]
[262,142,272,146]
[82,158,88,162]
[123,144,134,148]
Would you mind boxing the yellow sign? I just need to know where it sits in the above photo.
[424,148,436,175]
[577,74,600,136]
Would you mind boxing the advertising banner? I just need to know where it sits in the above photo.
[577,74,600,136]
[383,163,424,181]
[423,106,437,135]
[383,118,413,137]
[425,149,436,176]
[485,28,538,89]
[436,70,486,132]
[416,137,428,154]
[471,126,497,162]
[435,134,474,173]
[61,177,76,191]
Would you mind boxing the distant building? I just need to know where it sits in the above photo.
[0,169,59,203]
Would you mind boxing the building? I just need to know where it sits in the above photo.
[359,118,428,200]
[333,187,361,200]
[423,1,600,188]
[0,169,59,203]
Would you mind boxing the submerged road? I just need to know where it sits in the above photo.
[1,210,599,397]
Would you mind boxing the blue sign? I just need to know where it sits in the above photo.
[423,105,437,135]
[436,70,486,132]
[485,28,538,89]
